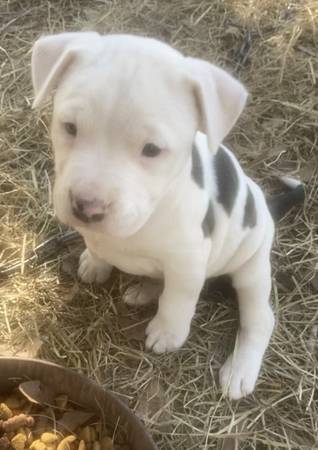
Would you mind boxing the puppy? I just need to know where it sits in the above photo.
[31,32,304,399]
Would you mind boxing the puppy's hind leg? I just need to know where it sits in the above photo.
[78,248,112,283]
[219,235,275,400]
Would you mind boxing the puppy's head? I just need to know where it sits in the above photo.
[32,32,247,237]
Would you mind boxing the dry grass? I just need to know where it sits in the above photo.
[0,0,318,448]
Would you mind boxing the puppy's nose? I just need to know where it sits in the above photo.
[70,191,106,223]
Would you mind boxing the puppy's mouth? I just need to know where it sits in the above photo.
[54,184,153,238]
[69,190,107,224]
[71,205,105,224]
[63,205,148,238]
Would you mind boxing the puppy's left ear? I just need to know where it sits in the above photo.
[187,57,248,153]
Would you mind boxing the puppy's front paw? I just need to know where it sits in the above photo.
[78,249,112,284]
[123,281,162,306]
[219,351,261,400]
[145,313,189,353]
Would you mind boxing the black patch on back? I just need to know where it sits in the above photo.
[202,201,215,237]
[191,144,204,189]
[243,185,257,228]
[214,147,239,214]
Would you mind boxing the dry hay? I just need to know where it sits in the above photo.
[0,0,318,448]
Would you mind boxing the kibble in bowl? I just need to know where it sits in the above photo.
[0,358,157,450]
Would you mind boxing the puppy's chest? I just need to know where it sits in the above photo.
[88,236,163,278]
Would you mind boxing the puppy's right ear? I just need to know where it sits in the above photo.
[31,32,99,108]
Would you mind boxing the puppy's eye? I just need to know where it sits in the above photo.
[64,122,77,137]
[142,143,162,158]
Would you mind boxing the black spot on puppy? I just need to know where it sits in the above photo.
[191,144,204,188]
[243,185,257,228]
[202,201,215,237]
[215,148,239,214]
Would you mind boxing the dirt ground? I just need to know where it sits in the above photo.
[0,0,317,449]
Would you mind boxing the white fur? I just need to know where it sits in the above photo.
[32,32,274,399]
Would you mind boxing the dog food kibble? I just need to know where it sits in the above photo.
[30,440,46,450]
[0,414,35,433]
[56,435,76,450]
[0,385,129,450]
[0,404,13,420]
[11,433,27,450]
[40,434,58,445]
[78,441,85,450]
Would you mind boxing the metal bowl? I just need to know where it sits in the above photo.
[0,357,157,450]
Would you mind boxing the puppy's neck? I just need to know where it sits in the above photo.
[151,155,193,218]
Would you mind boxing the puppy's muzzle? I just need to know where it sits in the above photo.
[70,190,107,223]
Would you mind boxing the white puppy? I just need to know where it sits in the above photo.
[31,32,304,399]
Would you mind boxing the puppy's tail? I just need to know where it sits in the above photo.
[267,177,305,222]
